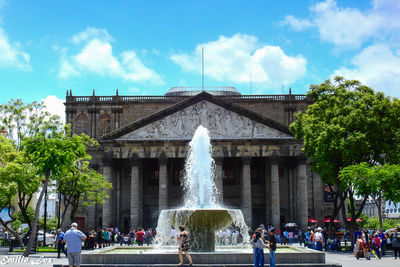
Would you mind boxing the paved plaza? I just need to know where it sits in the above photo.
[0,248,399,267]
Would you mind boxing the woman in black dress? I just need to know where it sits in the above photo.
[178,226,193,266]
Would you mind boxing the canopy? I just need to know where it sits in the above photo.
[347,218,363,222]
[320,218,339,223]
[308,218,319,223]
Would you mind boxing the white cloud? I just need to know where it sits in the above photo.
[71,27,114,44]
[280,15,313,31]
[282,0,400,48]
[333,44,400,96]
[0,28,31,70]
[170,34,307,90]
[42,95,65,124]
[58,27,164,85]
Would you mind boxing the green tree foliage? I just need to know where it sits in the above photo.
[340,163,400,229]
[290,77,400,243]
[56,135,111,225]
[0,99,57,231]
[22,125,89,256]
[0,135,24,246]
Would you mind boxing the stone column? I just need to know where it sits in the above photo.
[214,157,224,205]
[270,153,280,229]
[241,156,252,227]
[102,157,113,228]
[130,155,140,229]
[296,155,308,230]
[115,170,121,227]
[264,159,271,224]
[159,155,168,212]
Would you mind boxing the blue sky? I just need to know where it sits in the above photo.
[0,0,399,119]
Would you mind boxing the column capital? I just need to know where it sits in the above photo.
[129,153,139,166]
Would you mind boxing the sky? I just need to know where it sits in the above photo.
[0,0,400,120]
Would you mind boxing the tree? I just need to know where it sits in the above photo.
[0,135,24,246]
[56,135,111,225]
[22,126,88,256]
[0,100,54,232]
[340,163,400,229]
[290,77,400,245]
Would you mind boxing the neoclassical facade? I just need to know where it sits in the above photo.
[65,87,333,232]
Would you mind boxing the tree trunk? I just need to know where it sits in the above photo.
[0,217,24,247]
[376,196,383,230]
[70,204,77,223]
[60,196,71,227]
[23,174,49,257]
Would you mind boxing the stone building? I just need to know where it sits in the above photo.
[65,87,331,232]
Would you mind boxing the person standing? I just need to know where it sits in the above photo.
[135,228,146,246]
[64,222,87,267]
[314,228,324,251]
[267,228,277,267]
[250,231,268,267]
[372,233,381,259]
[389,227,400,259]
[56,229,67,258]
[178,226,193,266]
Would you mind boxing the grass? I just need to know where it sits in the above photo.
[13,247,57,253]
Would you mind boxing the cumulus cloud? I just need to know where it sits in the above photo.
[333,44,400,96]
[71,27,114,44]
[58,27,164,85]
[0,28,31,70]
[42,95,65,124]
[281,0,400,48]
[170,34,307,89]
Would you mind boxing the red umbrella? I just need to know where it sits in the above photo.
[320,218,339,223]
[308,218,318,223]
[347,218,363,222]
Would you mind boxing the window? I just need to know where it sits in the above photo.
[75,113,88,135]
[100,112,111,136]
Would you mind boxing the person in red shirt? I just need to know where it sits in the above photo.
[135,228,146,246]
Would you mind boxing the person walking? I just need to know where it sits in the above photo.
[250,231,268,267]
[64,222,87,267]
[389,227,400,259]
[56,229,67,258]
[178,226,193,266]
[267,228,277,267]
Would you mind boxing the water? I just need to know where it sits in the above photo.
[155,125,250,251]
[183,125,219,208]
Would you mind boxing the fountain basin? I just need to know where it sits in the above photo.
[81,245,329,265]
[157,208,247,252]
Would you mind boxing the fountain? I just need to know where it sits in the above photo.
[78,125,333,266]
[155,125,249,251]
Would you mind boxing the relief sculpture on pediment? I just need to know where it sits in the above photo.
[118,101,289,140]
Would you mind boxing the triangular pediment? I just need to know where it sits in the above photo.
[102,92,293,141]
